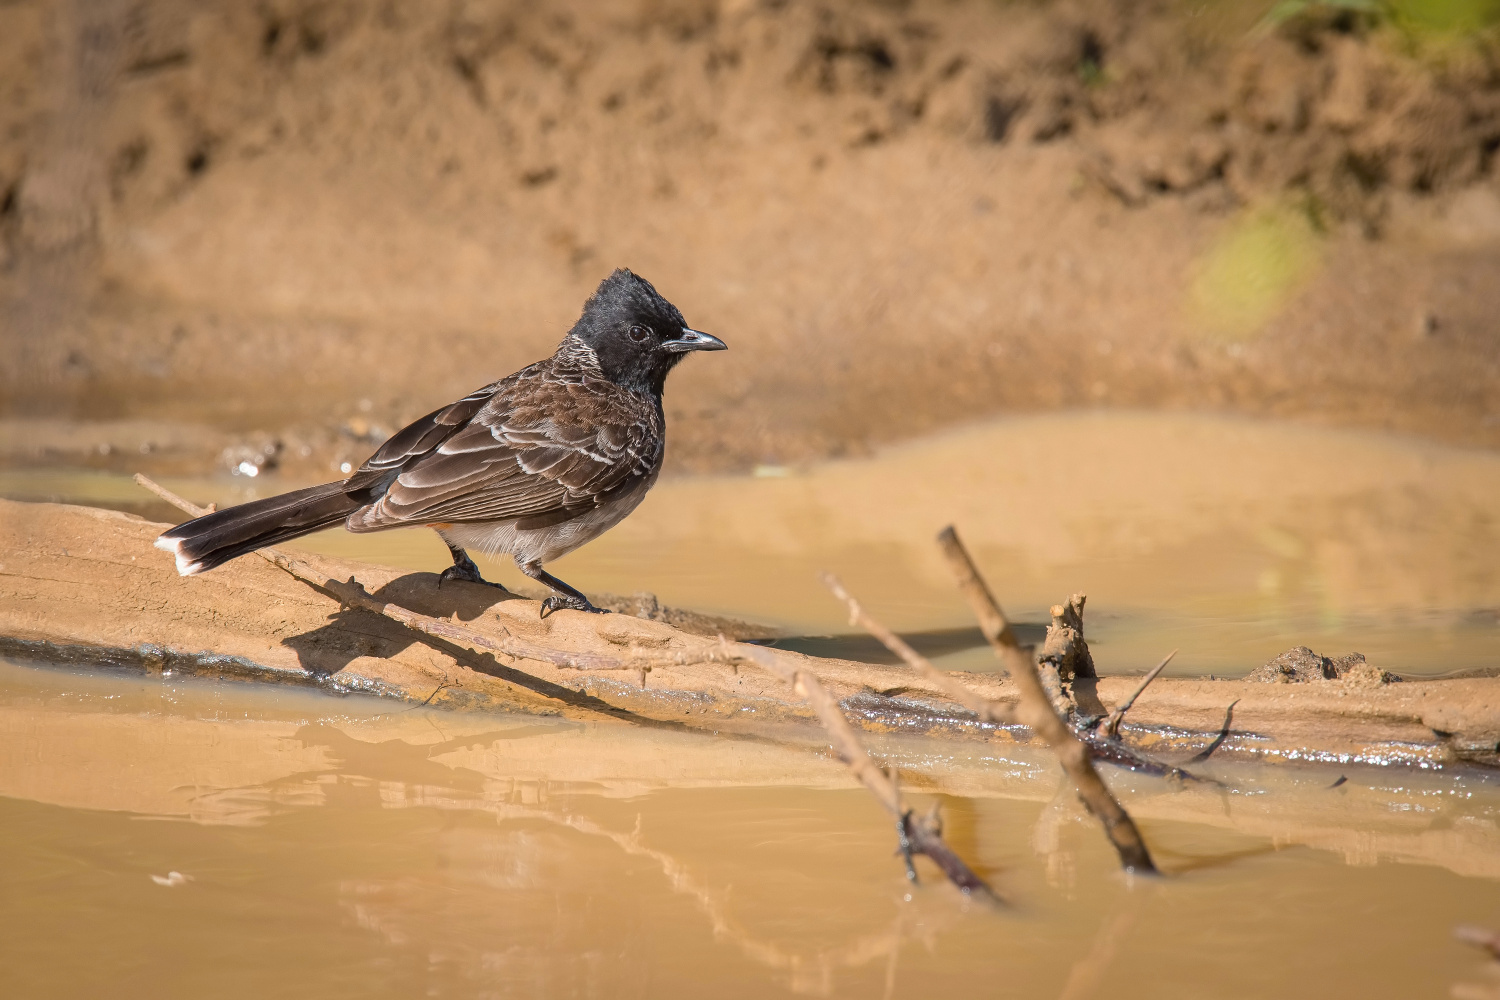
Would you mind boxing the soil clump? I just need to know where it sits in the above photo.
[1247,645,1401,683]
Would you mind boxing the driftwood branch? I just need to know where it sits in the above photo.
[1457,925,1500,961]
[733,641,998,900]
[1188,699,1240,763]
[1006,648,1157,873]
[134,474,631,675]
[936,525,1020,652]
[939,527,1193,781]
[819,572,1013,725]
[936,525,1157,875]
[1098,649,1176,739]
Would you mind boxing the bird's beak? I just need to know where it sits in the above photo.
[663,327,727,353]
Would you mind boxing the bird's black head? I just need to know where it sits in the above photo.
[567,269,726,396]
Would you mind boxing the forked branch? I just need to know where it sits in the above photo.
[936,525,1157,875]
[937,525,1021,652]
[733,642,999,901]
[1456,925,1500,961]
[1098,649,1177,739]
[820,572,1013,725]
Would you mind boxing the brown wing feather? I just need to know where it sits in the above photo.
[345,354,663,532]
[343,384,499,494]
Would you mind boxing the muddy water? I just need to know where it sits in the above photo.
[6,413,1498,676]
[2,657,1498,998]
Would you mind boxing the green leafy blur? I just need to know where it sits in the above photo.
[1188,201,1324,340]
[1258,0,1500,37]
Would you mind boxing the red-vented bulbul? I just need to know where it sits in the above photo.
[156,269,726,615]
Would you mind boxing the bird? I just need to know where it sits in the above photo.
[155,269,726,616]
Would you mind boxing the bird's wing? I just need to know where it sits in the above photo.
[346,383,499,488]
[346,370,663,531]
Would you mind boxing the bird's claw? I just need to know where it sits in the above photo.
[540,595,607,618]
[439,559,504,589]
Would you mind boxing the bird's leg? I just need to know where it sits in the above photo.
[517,558,606,617]
[437,537,505,589]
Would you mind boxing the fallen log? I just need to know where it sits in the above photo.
[3,498,1499,770]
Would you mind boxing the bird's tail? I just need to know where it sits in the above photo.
[155,482,361,575]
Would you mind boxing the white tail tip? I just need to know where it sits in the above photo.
[154,534,205,576]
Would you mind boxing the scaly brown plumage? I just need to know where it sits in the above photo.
[156,269,726,615]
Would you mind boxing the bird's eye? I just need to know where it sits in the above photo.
[628,325,649,343]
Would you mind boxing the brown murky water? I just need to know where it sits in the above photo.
[7,413,1500,993]
[6,413,1499,676]
[3,657,1499,998]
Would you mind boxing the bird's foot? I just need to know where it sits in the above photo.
[438,554,505,589]
[540,594,608,618]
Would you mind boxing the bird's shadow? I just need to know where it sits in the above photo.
[282,572,519,678]
[281,573,706,728]
[284,574,1050,689]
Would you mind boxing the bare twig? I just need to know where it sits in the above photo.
[416,678,453,707]
[936,525,1157,875]
[134,475,206,519]
[1099,649,1177,739]
[135,474,628,675]
[1187,699,1239,763]
[1004,642,1158,873]
[936,525,1019,652]
[1077,730,1199,783]
[733,641,998,900]
[820,572,1013,725]
[1456,926,1500,961]
[927,540,1194,781]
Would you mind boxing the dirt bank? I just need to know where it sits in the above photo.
[2,0,1498,474]
[5,498,1499,769]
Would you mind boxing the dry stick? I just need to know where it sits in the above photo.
[732,642,997,900]
[1100,649,1177,739]
[820,572,1013,725]
[936,525,1020,653]
[134,474,630,675]
[935,525,1157,875]
[987,650,1158,875]
[819,573,1182,780]
[1456,925,1500,961]
[1187,699,1239,764]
